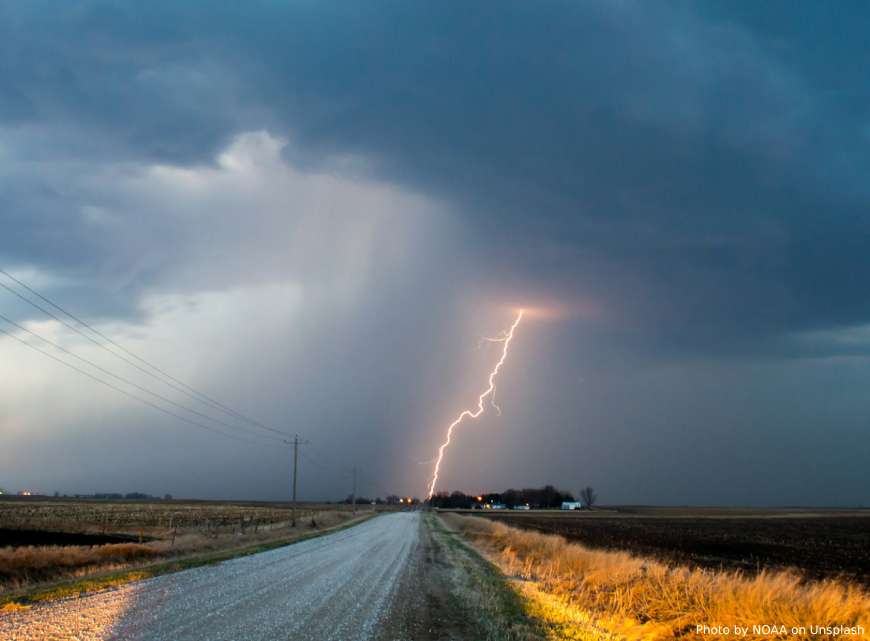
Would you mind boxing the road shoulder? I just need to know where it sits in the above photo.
[380,512,546,641]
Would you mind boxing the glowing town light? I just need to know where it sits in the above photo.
[426,310,524,500]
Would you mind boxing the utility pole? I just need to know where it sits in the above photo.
[352,466,357,515]
[285,435,307,527]
[292,435,299,527]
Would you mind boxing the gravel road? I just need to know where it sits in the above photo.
[1,512,420,641]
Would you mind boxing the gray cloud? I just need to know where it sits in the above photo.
[5,2,870,348]
[1,2,869,504]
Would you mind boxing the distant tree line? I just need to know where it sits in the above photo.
[340,495,420,505]
[428,485,576,509]
[57,492,174,500]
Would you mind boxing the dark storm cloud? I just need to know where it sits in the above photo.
[3,1,870,353]
[2,2,870,504]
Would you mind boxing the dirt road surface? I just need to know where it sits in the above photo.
[1,512,423,641]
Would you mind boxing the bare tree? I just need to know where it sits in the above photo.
[579,486,597,509]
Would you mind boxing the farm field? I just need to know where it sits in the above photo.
[467,506,870,585]
[0,496,345,537]
[445,512,870,641]
[0,497,381,600]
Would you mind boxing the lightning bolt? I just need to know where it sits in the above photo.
[426,310,524,500]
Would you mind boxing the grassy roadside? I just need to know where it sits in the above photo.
[0,512,376,611]
[429,513,547,641]
[442,512,870,641]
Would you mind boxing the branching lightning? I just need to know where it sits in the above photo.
[426,310,524,500]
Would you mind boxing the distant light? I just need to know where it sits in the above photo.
[399,498,404,503]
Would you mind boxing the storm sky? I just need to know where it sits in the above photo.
[1,2,868,505]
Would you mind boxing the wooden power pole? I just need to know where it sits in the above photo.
[292,435,299,527]
[285,435,307,527]
[352,466,357,515]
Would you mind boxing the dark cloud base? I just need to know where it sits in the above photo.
[1,2,869,504]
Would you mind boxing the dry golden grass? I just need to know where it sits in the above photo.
[0,543,158,583]
[443,513,870,641]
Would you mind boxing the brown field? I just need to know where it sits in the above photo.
[0,495,367,534]
[0,497,381,598]
[443,512,870,641]
[464,506,870,585]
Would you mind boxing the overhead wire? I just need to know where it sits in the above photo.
[0,312,285,444]
[0,325,272,446]
[0,270,292,439]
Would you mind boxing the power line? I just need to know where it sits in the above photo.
[299,444,337,470]
[298,450,394,502]
[0,270,291,439]
[0,325,272,446]
[299,449,325,470]
[298,446,352,478]
[0,312,285,444]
